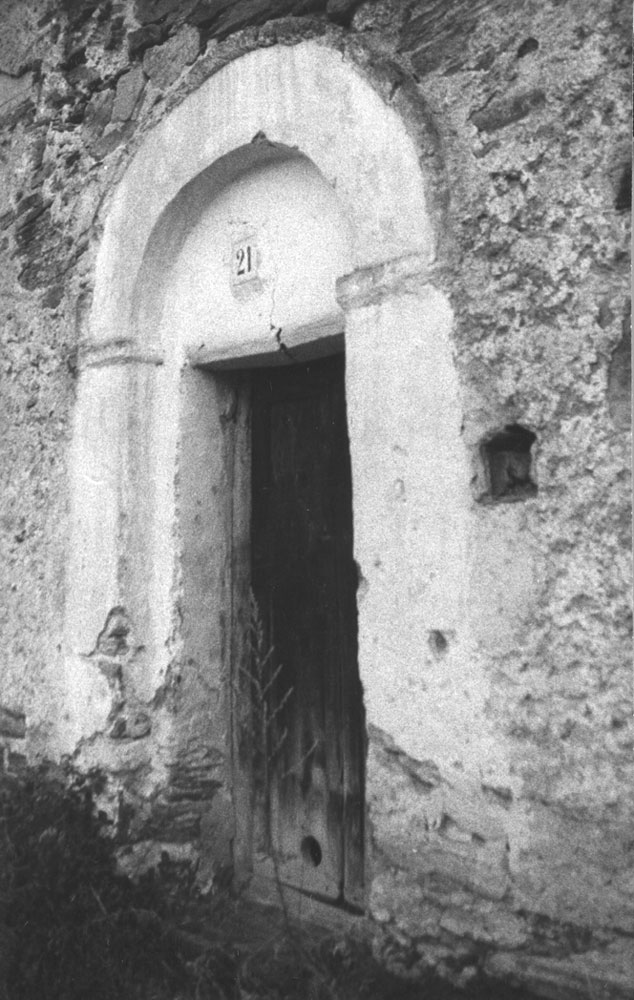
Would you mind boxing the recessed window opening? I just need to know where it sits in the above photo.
[481,424,537,502]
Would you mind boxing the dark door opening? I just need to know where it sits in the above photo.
[250,353,364,907]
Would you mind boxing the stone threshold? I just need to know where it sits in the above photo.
[245,873,367,937]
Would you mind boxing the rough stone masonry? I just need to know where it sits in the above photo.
[0,1,631,998]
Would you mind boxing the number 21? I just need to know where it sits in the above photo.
[236,245,252,275]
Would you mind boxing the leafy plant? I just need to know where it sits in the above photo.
[240,589,292,850]
[238,591,319,851]
[0,762,219,1000]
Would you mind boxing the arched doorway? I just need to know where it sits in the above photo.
[65,39,461,912]
[158,150,363,903]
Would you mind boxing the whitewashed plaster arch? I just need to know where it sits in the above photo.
[64,37,495,795]
[89,41,435,352]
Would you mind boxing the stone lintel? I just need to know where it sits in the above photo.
[79,338,164,369]
[188,317,344,370]
[336,252,436,311]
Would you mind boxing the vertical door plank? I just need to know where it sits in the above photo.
[250,355,363,903]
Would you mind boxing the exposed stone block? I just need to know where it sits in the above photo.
[135,0,198,24]
[326,0,359,25]
[60,44,87,73]
[186,1,233,29]
[127,23,165,59]
[0,3,51,76]
[112,65,146,121]
[608,307,631,431]
[0,705,26,739]
[108,705,151,740]
[66,64,102,93]
[15,190,50,224]
[352,0,408,32]
[104,15,126,51]
[14,193,76,290]
[89,121,135,160]
[370,869,443,937]
[143,24,200,89]
[471,89,547,133]
[40,284,65,310]
[0,71,36,128]
[60,0,100,32]
[485,943,634,1000]
[166,743,224,801]
[84,88,115,134]
[94,655,122,684]
[143,800,203,841]
[439,905,528,949]
[0,152,13,221]
[4,751,27,773]
[403,0,509,74]
[203,0,324,42]
[96,606,131,656]
[117,839,198,879]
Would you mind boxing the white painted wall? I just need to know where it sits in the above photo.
[341,275,512,787]
[164,154,353,360]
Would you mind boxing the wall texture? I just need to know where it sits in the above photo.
[0,1,631,997]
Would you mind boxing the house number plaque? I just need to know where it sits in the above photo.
[230,234,260,289]
[235,243,254,278]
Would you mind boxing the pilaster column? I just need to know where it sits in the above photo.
[63,342,171,748]
[336,253,471,763]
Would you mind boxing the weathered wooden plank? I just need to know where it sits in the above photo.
[250,355,363,904]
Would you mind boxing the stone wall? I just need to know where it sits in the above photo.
[0,1,631,997]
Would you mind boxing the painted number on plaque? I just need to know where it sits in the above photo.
[233,240,257,284]
[236,245,253,276]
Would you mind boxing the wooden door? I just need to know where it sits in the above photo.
[250,354,364,906]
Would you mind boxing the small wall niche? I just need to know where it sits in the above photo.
[480,424,537,503]
[517,37,539,58]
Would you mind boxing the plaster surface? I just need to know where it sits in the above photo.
[0,3,630,996]
[90,39,433,349]
[163,153,353,360]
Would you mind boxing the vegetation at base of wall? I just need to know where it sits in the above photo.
[0,762,201,1000]
[0,760,535,1000]
[0,760,363,1000]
